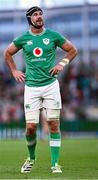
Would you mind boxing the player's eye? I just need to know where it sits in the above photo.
[33,12,38,16]
[39,12,43,16]
[33,11,43,17]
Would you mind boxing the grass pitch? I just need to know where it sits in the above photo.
[0,138,98,179]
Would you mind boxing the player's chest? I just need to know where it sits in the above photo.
[23,37,55,53]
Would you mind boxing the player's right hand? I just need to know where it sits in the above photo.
[49,64,64,76]
[12,70,25,82]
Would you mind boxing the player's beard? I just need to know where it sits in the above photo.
[31,19,44,29]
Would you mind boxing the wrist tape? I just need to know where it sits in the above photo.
[59,58,69,67]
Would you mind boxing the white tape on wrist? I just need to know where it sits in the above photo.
[59,58,69,67]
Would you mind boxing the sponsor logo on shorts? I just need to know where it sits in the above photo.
[56,101,60,108]
[25,104,30,109]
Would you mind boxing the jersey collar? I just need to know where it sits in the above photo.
[29,28,46,36]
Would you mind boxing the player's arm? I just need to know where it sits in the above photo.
[49,40,78,75]
[4,43,25,82]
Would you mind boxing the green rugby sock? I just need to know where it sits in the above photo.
[49,132,61,166]
[26,133,37,160]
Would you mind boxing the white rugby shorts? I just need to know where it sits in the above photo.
[24,80,62,112]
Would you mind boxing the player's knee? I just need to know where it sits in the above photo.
[26,123,37,135]
[48,120,60,133]
[51,124,59,133]
[47,109,60,133]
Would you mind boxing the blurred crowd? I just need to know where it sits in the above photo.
[0,61,98,124]
[60,61,98,121]
[0,67,24,123]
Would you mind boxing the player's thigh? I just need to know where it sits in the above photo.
[24,85,42,123]
[43,80,62,109]
[24,85,42,110]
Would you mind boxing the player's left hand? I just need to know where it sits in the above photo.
[49,64,64,76]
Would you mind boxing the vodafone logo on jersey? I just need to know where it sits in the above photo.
[33,47,43,57]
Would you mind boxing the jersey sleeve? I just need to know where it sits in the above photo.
[54,32,67,48]
[13,35,24,49]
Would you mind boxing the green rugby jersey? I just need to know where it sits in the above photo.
[13,29,66,87]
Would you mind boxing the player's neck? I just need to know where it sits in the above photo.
[30,26,44,35]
